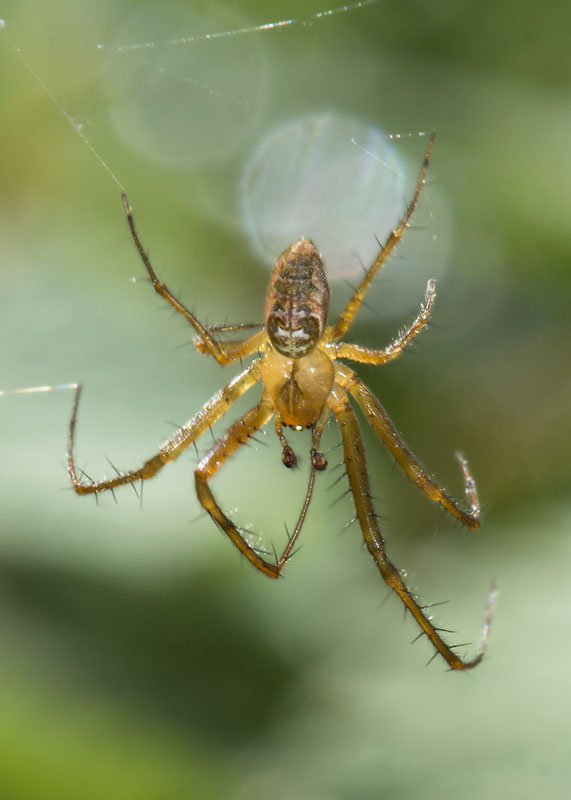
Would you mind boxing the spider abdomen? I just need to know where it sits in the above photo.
[265,238,330,358]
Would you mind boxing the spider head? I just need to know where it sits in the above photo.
[265,238,330,358]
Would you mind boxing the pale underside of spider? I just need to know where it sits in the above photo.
[68,133,495,670]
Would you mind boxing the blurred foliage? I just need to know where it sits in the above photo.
[1,0,571,797]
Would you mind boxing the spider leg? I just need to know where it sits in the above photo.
[281,465,316,566]
[328,383,492,670]
[193,329,267,360]
[326,132,435,343]
[195,399,316,578]
[332,279,436,365]
[69,362,261,494]
[336,364,480,529]
[121,193,266,364]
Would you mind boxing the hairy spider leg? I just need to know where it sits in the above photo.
[326,132,435,343]
[332,278,436,365]
[328,383,490,670]
[70,366,319,573]
[335,363,480,528]
[68,362,261,493]
[194,397,316,577]
[121,192,267,365]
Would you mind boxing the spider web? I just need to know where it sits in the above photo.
[1,0,448,301]
[3,1,381,181]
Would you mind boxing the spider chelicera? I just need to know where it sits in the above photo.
[68,133,495,670]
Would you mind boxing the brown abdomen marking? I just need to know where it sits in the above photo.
[265,238,330,358]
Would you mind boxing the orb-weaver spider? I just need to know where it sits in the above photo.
[68,133,494,670]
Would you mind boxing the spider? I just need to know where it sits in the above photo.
[68,132,494,670]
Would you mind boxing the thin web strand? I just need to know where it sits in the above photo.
[0,383,79,396]
[1,0,379,192]
[102,0,380,52]
[1,24,125,192]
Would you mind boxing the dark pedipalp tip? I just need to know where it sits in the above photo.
[282,446,297,469]
[310,449,328,471]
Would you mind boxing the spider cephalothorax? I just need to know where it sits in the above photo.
[68,133,494,670]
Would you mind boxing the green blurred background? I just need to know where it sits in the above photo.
[1,0,571,797]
